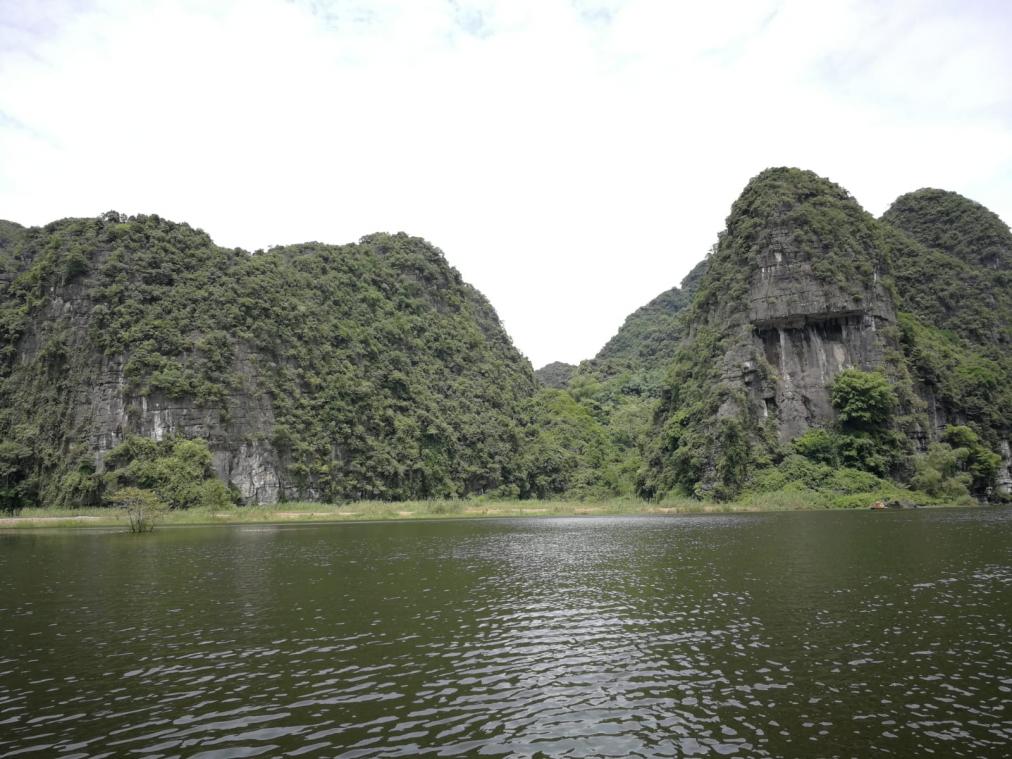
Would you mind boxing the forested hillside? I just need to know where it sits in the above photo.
[2,168,1009,512]
[0,213,537,509]
[522,259,711,498]
[542,170,1011,505]
[637,170,1010,503]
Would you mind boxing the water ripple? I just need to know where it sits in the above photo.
[1,510,1010,757]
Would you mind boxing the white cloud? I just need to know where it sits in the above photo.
[1,0,1010,367]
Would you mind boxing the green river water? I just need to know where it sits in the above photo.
[1,509,1010,757]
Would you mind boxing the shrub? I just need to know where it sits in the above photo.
[942,425,1001,496]
[103,436,236,510]
[792,428,838,466]
[830,369,896,431]
[108,486,167,532]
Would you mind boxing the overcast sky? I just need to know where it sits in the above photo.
[2,1,1010,367]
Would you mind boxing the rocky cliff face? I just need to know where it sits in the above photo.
[0,213,535,507]
[692,168,903,440]
[79,353,282,504]
[735,229,898,442]
[640,168,1011,499]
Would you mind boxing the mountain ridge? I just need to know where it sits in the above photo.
[0,213,537,508]
[2,168,1009,511]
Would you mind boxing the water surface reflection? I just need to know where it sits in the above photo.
[1,510,1010,757]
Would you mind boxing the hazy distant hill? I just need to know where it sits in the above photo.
[592,258,707,373]
[534,361,576,388]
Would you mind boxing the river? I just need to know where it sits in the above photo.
[2,508,1010,757]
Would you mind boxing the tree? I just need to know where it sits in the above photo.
[0,440,30,515]
[792,428,838,466]
[942,425,1001,496]
[714,417,750,501]
[830,369,896,431]
[108,487,167,533]
[102,436,233,510]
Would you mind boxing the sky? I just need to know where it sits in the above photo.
[1,1,1010,368]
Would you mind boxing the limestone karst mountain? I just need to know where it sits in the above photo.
[638,168,1010,499]
[0,214,536,507]
[1,169,1009,510]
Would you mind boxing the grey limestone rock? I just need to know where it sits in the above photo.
[711,211,899,443]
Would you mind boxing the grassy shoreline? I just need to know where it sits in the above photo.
[0,493,975,530]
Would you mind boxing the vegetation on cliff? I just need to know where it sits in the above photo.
[636,168,1009,503]
[593,259,706,373]
[880,189,1012,462]
[0,213,538,510]
[639,169,902,500]
[534,361,576,389]
[1,169,1009,513]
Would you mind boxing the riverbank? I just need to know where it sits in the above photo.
[0,490,971,529]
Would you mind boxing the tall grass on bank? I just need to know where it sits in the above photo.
[0,491,977,530]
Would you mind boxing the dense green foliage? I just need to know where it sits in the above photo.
[827,369,907,475]
[0,213,537,509]
[830,369,896,429]
[639,168,1009,503]
[241,234,534,500]
[519,389,627,499]
[879,190,1011,461]
[881,225,1008,347]
[908,425,1000,502]
[883,188,1011,273]
[534,361,576,389]
[2,169,1009,511]
[744,454,913,510]
[103,436,234,510]
[897,315,1012,442]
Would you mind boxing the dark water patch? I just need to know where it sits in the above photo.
[1,509,1010,757]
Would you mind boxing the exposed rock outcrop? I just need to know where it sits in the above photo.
[690,168,903,443]
[641,167,1010,499]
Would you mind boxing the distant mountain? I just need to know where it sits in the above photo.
[880,189,1012,491]
[592,258,707,373]
[534,361,576,388]
[883,188,1011,272]
[881,188,1011,346]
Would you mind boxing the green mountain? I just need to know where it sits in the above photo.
[522,260,711,500]
[592,259,707,373]
[2,170,1009,512]
[638,168,1010,501]
[881,189,1012,488]
[534,361,577,388]
[0,213,536,509]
